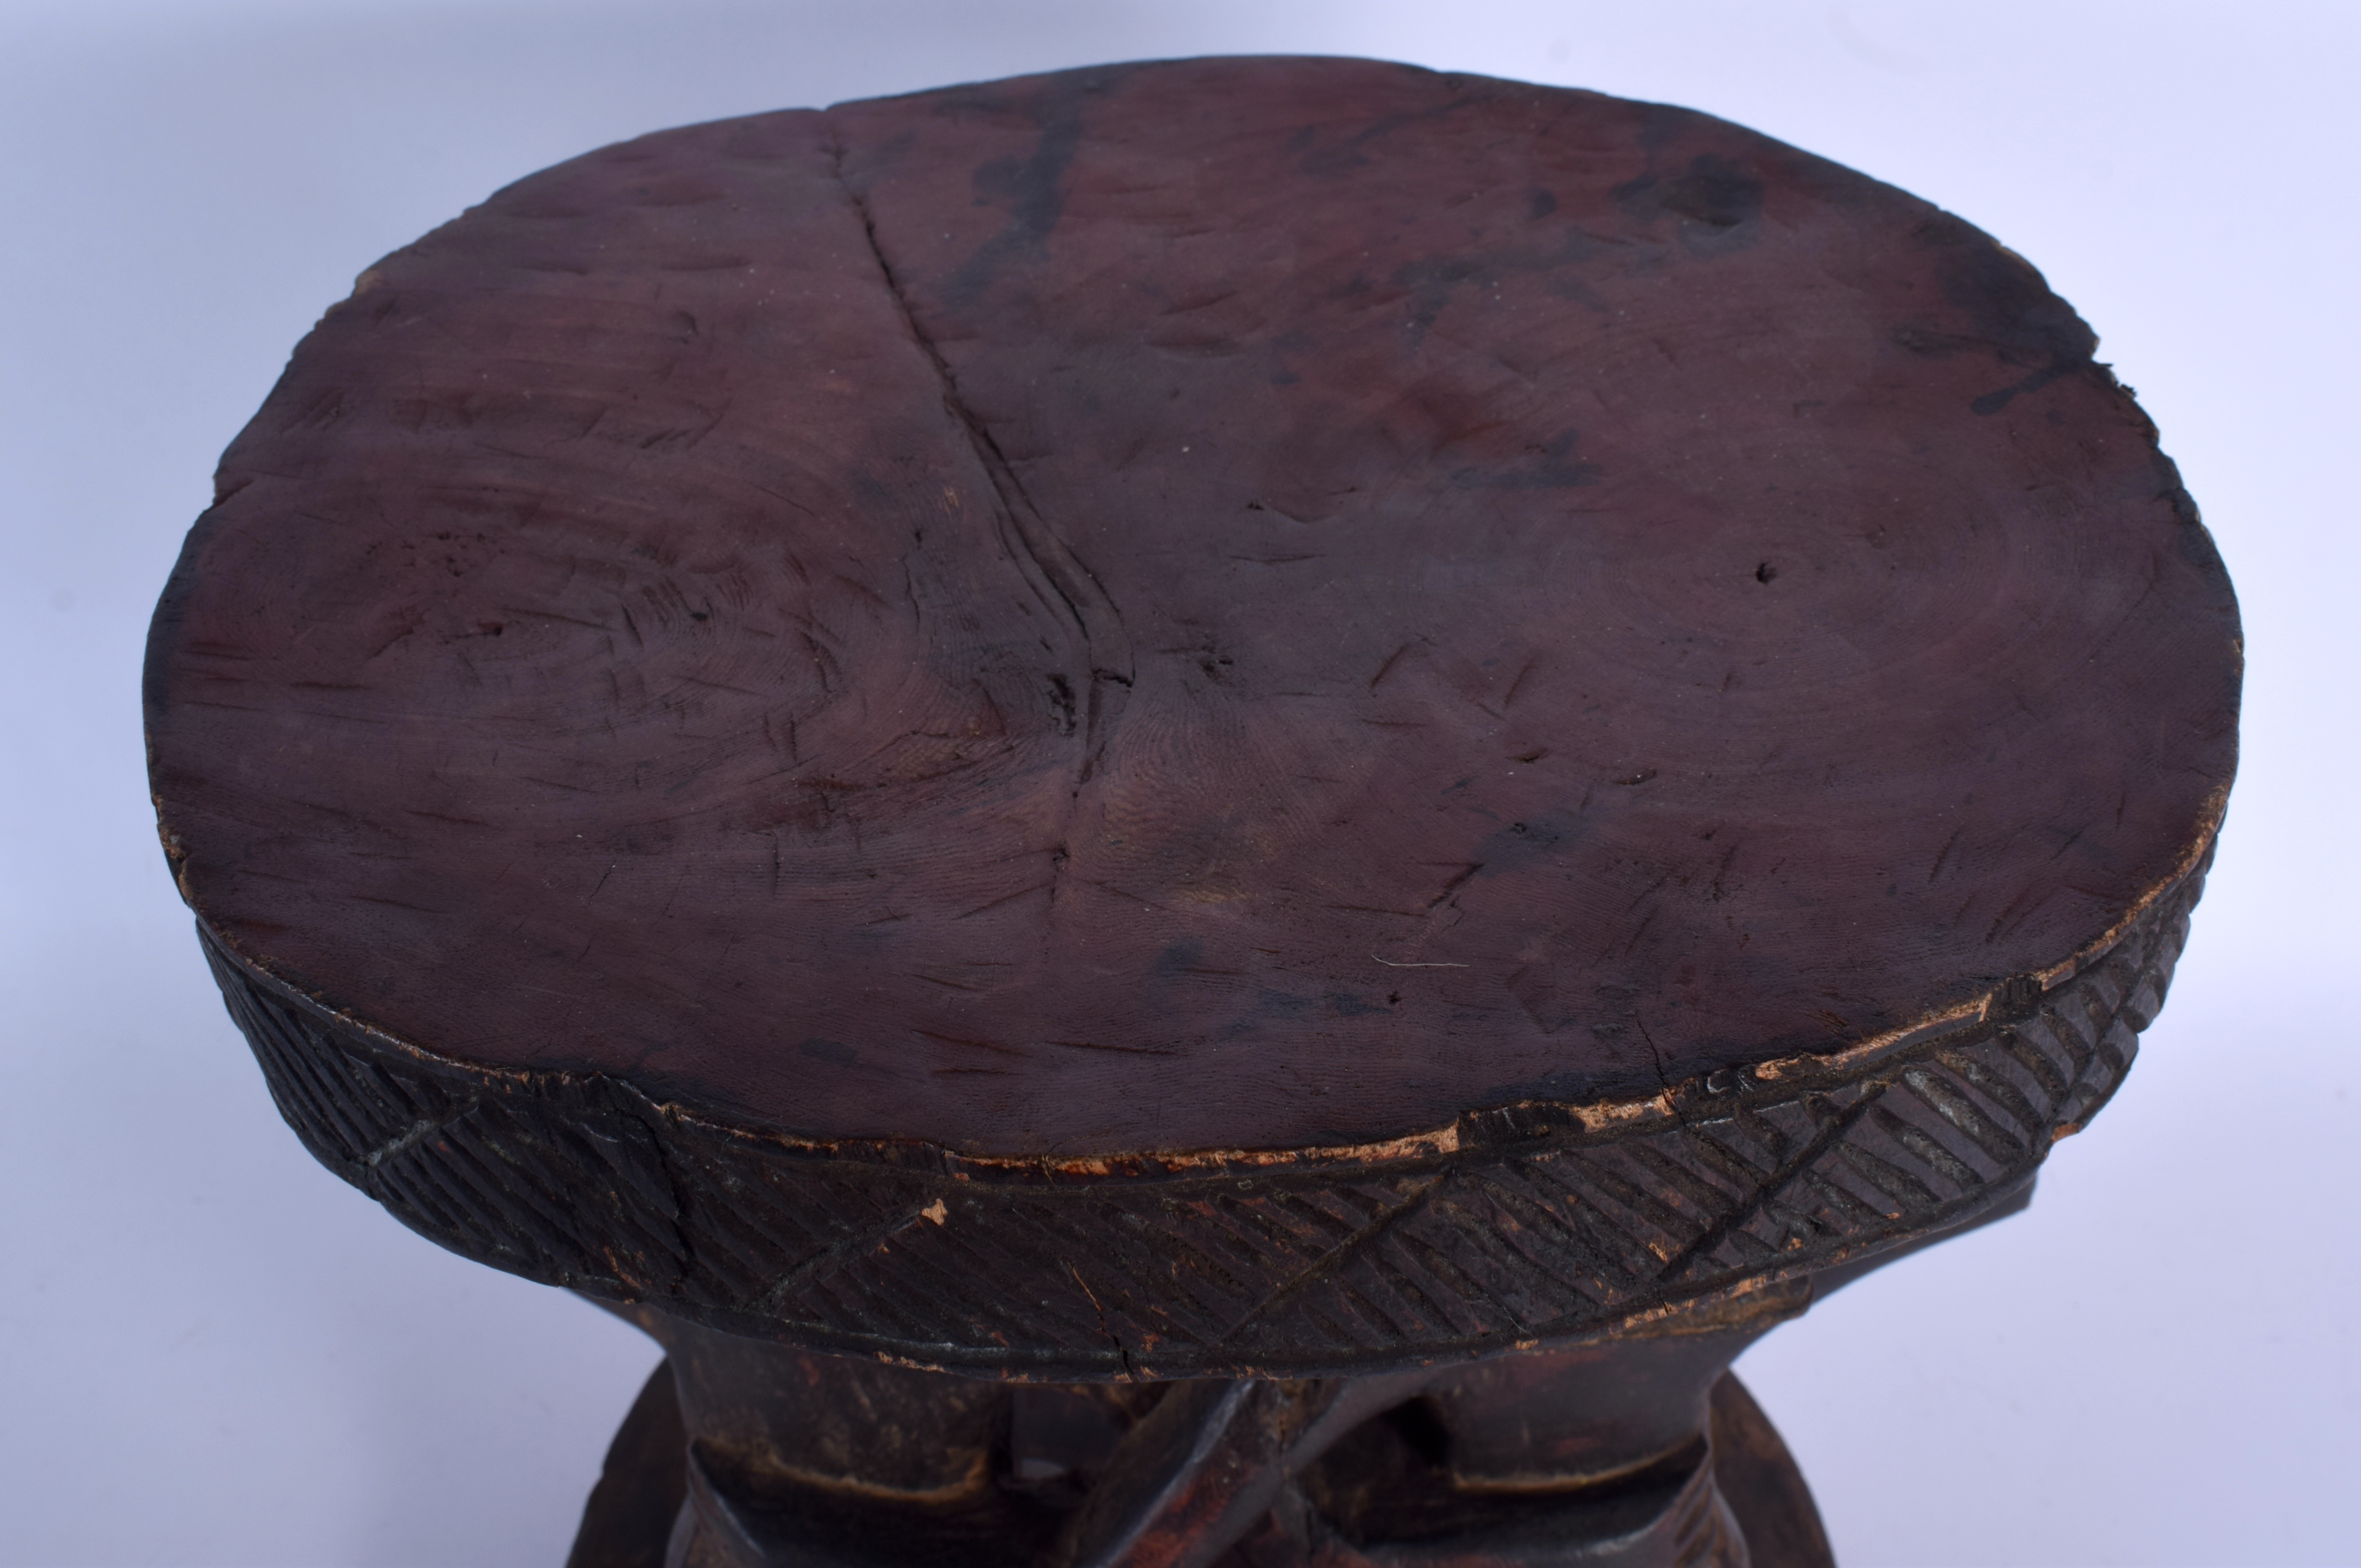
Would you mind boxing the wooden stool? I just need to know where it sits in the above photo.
[144,58,2240,1567]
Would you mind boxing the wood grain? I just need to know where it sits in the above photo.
[147,58,2239,1161]
[147,57,2238,1378]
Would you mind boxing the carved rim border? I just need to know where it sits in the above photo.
[197,842,2211,1380]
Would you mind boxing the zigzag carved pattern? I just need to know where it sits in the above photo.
[202,869,2197,1378]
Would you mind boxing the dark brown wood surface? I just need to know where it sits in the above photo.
[202,881,2182,1377]
[574,1303,1830,1566]
[146,56,2237,1161]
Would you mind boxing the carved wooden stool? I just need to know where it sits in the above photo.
[144,58,2240,1567]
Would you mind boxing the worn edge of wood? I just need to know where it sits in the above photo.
[192,832,2214,1380]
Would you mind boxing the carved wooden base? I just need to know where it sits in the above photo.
[567,1307,1831,1568]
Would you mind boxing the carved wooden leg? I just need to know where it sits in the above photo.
[570,1361,690,1568]
[569,1300,1831,1568]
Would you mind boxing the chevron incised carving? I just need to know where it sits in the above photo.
[205,859,2201,1381]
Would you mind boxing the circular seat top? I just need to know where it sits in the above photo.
[149,57,2236,1166]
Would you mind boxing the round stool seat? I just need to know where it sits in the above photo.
[146,57,2238,1380]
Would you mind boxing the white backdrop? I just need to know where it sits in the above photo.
[1,2,2353,1564]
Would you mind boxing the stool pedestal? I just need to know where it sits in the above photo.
[571,1300,1836,1568]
